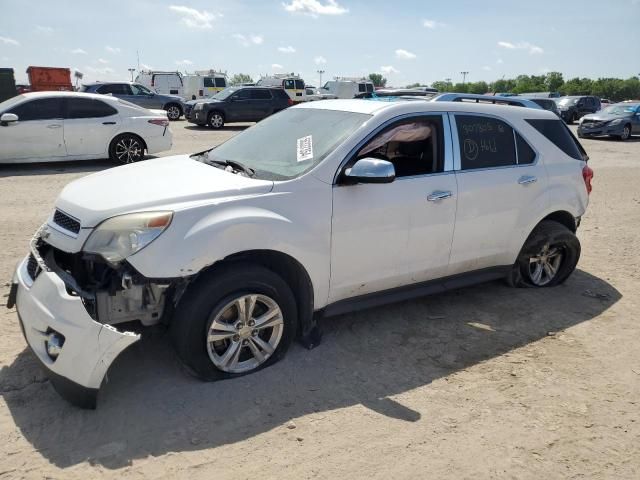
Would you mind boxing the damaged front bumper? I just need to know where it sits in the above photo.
[12,246,140,409]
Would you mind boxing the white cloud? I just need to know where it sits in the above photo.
[498,41,544,55]
[86,66,115,75]
[35,25,53,34]
[105,45,121,54]
[0,36,20,46]
[381,65,399,74]
[175,59,193,66]
[482,65,492,71]
[423,19,445,28]
[97,58,109,64]
[283,0,348,16]
[140,63,153,70]
[169,5,219,29]
[395,49,416,60]
[314,55,327,65]
[71,48,87,55]
[496,58,504,64]
[278,45,296,53]
[272,63,284,71]
[233,33,264,47]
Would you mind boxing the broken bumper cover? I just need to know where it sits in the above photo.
[13,255,140,409]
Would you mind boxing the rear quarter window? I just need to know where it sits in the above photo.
[526,119,586,160]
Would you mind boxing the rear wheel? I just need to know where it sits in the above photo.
[165,103,182,121]
[507,220,581,288]
[171,263,297,380]
[208,111,225,129]
[109,134,145,164]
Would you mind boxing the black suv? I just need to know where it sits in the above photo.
[555,96,601,124]
[186,86,292,129]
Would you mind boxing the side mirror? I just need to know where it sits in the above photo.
[0,113,18,126]
[345,158,395,184]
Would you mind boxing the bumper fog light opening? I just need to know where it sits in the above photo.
[45,331,65,360]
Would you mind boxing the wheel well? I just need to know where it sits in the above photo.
[212,250,315,338]
[539,210,576,233]
[208,109,225,120]
[110,133,147,152]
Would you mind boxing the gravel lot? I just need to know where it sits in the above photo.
[0,119,639,479]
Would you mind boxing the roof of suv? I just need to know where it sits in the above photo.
[295,98,559,120]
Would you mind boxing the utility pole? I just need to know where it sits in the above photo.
[445,77,451,89]
[460,71,469,85]
[317,69,325,88]
[128,68,135,82]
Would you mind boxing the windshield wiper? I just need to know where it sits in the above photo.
[207,159,255,177]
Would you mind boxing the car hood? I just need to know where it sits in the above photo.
[186,98,223,106]
[55,155,274,227]
[581,112,631,122]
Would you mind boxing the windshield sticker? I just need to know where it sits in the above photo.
[296,135,313,162]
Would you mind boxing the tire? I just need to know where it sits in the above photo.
[165,103,182,121]
[619,124,631,141]
[171,263,298,381]
[108,133,145,164]
[207,111,225,129]
[507,220,581,288]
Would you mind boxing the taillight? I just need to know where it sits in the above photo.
[582,165,594,194]
[148,118,169,127]
[287,98,294,106]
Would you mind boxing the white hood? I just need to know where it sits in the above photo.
[56,155,274,227]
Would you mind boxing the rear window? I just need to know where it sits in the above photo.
[526,119,586,160]
[203,77,215,88]
[215,77,226,88]
[294,80,304,89]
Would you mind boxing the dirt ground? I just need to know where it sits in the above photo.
[0,120,638,480]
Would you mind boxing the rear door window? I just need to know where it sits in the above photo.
[252,89,272,100]
[9,98,64,121]
[215,77,227,88]
[294,80,304,90]
[66,98,118,118]
[455,115,517,170]
[97,84,130,95]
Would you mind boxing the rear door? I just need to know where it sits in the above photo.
[448,113,547,274]
[63,97,120,156]
[250,89,274,119]
[2,97,65,160]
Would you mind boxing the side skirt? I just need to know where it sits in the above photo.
[323,266,510,318]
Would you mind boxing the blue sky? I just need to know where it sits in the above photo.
[1,0,639,87]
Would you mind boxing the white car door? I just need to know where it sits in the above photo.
[0,97,66,161]
[63,97,120,157]
[330,115,457,303]
[447,113,547,275]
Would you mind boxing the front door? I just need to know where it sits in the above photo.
[330,114,457,303]
[448,113,548,275]
[227,89,254,121]
[1,97,65,161]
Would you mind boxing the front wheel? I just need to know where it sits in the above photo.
[208,111,225,129]
[507,220,581,288]
[165,103,182,121]
[619,124,631,141]
[109,134,145,164]
[171,263,297,380]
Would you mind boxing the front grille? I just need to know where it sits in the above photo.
[582,120,604,128]
[53,209,81,234]
[26,254,41,281]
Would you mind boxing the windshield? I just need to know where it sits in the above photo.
[212,87,239,100]
[602,104,638,115]
[199,108,370,180]
[0,94,26,112]
[557,98,578,106]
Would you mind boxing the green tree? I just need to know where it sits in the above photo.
[468,81,489,94]
[545,72,564,92]
[368,73,387,87]
[561,77,593,96]
[405,82,421,88]
[431,81,450,92]
[230,73,253,85]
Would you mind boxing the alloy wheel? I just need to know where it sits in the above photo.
[528,243,563,286]
[115,137,143,163]
[621,126,630,140]
[206,294,284,373]
[166,106,180,120]
[210,114,224,128]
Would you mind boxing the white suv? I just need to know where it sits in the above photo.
[9,100,593,408]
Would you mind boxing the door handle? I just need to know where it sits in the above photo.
[102,121,117,125]
[427,190,453,202]
[47,124,62,129]
[518,175,537,185]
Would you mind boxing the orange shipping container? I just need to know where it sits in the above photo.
[26,66,73,92]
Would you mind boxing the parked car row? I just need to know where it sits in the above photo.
[578,102,640,140]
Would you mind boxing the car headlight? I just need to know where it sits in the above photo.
[83,211,173,263]
[194,103,204,111]
[609,119,623,125]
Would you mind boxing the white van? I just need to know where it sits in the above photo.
[256,74,306,103]
[135,71,184,97]
[320,78,375,99]
[183,72,228,100]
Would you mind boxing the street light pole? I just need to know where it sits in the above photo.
[445,77,451,90]
[460,71,469,85]
[317,69,325,88]
[128,68,135,82]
